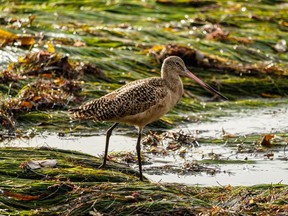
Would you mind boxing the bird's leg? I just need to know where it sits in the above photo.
[99,122,119,168]
[136,127,143,181]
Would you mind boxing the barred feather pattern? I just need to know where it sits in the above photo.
[69,77,169,122]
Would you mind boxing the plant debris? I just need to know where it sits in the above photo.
[0,49,110,130]
[143,130,199,153]
[0,109,15,131]
[0,28,35,47]
[20,159,57,170]
[260,134,275,147]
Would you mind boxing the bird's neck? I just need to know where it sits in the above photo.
[161,69,184,95]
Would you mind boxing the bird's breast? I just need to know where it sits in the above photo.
[118,87,182,128]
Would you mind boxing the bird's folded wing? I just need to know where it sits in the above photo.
[70,78,168,121]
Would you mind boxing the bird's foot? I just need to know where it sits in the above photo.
[98,163,106,169]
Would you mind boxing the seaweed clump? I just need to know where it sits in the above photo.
[149,43,288,77]
[0,49,108,130]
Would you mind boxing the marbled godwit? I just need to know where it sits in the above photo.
[69,56,227,181]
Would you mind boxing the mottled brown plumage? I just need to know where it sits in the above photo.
[69,56,227,181]
[70,78,170,125]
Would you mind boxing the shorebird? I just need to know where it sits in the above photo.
[69,56,227,181]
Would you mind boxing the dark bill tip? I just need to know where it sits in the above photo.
[186,70,228,100]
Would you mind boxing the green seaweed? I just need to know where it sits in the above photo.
[0,1,288,214]
[0,147,287,215]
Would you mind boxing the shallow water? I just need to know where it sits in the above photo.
[144,143,287,186]
[3,104,287,186]
[186,104,288,138]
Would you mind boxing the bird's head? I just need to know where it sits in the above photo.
[162,56,228,100]
[162,56,188,76]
